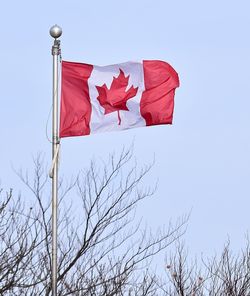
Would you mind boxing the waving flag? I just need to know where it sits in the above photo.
[60,60,179,137]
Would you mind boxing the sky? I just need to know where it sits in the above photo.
[0,0,250,263]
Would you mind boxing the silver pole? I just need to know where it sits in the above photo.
[49,24,62,296]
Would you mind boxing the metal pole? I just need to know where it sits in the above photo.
[49,24,62,296]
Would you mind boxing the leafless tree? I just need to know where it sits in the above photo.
[164,239,250,296]
[205,239,250,295]
[0,149,187,295]
[163,242,205,296]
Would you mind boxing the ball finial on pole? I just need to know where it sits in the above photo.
[50,24,62,39]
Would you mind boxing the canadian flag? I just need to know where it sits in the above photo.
[60,60,179,137]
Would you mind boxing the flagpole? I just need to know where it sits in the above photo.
[49,24,62,296]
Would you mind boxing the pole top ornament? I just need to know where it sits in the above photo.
[50,25,62,39]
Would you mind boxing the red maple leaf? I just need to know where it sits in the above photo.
[96,69,138,125]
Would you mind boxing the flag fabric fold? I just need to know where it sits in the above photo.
[60,60,179,138]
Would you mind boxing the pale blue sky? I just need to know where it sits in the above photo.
[0,0,250,261]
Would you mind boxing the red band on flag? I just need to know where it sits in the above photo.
[140,60,180,126]
[60,61,93,137]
